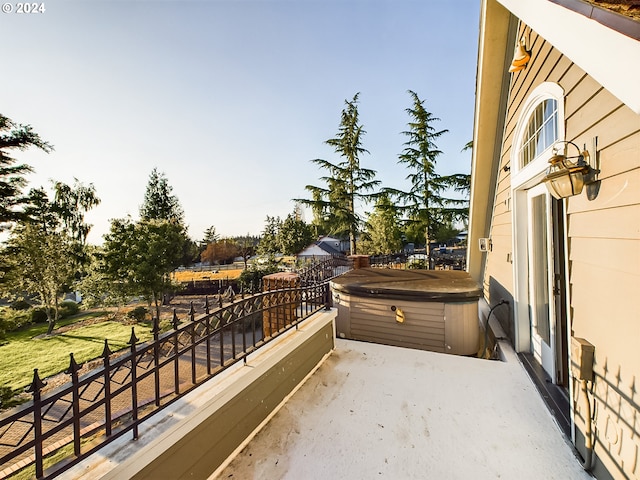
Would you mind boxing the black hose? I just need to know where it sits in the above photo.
[479,300,509,359]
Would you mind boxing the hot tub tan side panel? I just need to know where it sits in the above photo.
[334,292,446,353]
[444,302,480,355]
[335,292,480,355]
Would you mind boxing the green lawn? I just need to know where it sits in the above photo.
[0,314,153,393]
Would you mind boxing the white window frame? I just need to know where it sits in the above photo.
[511,82,565,190]
[510,82,565,353]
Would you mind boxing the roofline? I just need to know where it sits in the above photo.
[467,0,514,283]
[496,0,640,114]
[549,0,640,41]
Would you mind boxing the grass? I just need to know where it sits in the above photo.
[0,312,153,393]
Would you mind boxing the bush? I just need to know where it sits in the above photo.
[31,308,48,324]
[238,265,280,293]
[58,300,80,319]
[0,307,32,336]
[10,299,31,311]
[0,386,14,407]
[127,306,148,322]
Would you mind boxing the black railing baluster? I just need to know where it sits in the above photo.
[128,328,139,439]
[26,369,46,479]
[230,305,236,360]
[102,340,112,436]
[173,309,180,395]
[190,322,196,385]
[241,301,247,360]
[66,353,81,456]
[219,312,225,366]
[152,317,161,407]
[205,304,212,376]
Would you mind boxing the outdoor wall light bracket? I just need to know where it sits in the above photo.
[542,140,599,199]
[509,36,531,72]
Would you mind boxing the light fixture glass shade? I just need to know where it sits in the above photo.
[542,154,589,199]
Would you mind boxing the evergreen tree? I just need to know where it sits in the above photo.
[139,168,184,224]
[258,216,282,255]
[0,114,52,228]
[388,90,469,262]
[360,193,403,255]
[278,213,314,255]
[298,93,379,254]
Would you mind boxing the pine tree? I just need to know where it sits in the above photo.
[139,168,184,224]
[0,114,52,228]
[388,91,469,263]
[298,93,379,254]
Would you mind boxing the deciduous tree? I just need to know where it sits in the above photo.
[103,218,188,320]
[200,238,239,265]
[1,224,75,334]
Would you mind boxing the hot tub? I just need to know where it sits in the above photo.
[330,268,481,355]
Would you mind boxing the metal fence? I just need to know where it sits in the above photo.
[295,255,352,286]
[0,281,334,479]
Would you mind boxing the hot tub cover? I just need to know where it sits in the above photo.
[330,268,481,302]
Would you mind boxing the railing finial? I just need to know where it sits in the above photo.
[66,353,80,376]
[26,368,47,394]
[102,338,112,358]
[172,309,179,330]
[128,327,139,346]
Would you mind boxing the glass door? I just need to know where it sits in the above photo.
[527,183,556,382]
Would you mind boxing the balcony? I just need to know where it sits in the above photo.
[62,308,590,480]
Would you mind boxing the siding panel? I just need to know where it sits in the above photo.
[568,204,640,240]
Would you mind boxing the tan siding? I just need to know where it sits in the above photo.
[546,54,573,84]
[570,237,638,277]
[564,75,603,119]
[557,62,587,95]
[577,106,640,153]
[595,132,640,178]
[568,167,640,214]
[567,96,636,142]
[568,204,640,240]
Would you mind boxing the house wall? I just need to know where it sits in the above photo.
[483,21,640,480]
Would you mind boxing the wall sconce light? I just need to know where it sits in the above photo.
[542,141,599,199]
[509,37,531,72]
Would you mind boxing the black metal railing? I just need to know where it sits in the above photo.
[0,281,336,479]
[295,255,352,286]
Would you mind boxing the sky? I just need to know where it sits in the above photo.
[2,0,480,244]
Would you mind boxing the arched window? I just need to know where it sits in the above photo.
[519,99,558,167]
[511,82,564,184]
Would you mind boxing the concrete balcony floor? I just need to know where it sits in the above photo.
[215,338,591,480]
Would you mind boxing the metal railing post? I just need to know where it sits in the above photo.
[102,340,112,436]
[152,317,161,407]
[26,369,47,479]
[66,353,81,456]
[128,328,139,439]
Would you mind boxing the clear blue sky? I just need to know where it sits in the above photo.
[2,0,480,244]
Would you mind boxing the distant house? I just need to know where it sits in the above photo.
[468,1,640,479]
[297,236,345,260]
